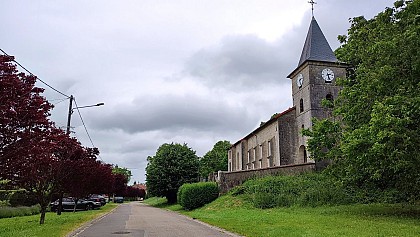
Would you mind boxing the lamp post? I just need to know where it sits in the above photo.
[66,95,104,134]
[58,95,104,216]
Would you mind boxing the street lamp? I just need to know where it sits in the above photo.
[66,95,104,134]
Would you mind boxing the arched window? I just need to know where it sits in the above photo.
[300,98,304,113]
[326,93,333,102]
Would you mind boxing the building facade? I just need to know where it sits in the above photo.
[228,17,347,172]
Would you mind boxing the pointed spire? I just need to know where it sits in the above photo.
[298,17,337,66]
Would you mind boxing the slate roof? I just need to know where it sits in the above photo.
[298,17,337,66]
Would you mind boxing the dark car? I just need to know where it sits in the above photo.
[114,196,124,203]
[88,194,106,206]
[50,197,101,212]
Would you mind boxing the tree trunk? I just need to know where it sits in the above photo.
[166,191,177,204]
[39,205,46,224]
[57,192,63,215]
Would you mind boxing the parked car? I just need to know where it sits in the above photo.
[88,194,106,206]
[114,196,124,203]
[50,197,101,212]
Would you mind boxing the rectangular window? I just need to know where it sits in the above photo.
[259,160,262,168]
[268,141,272,157]
[253,147,256,161]
[236,152,240,170]
[259,144,263,159]
[247,151,250,163]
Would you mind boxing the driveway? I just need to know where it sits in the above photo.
[67,202,241,237]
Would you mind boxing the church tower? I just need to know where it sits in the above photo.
[287,17,347,164]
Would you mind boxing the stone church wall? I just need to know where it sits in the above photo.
[277,109,297,165]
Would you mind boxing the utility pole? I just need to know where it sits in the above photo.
[66,95,74,134]
[57,95,103,215]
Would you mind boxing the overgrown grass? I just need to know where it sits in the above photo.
[0,203,119,237]
[239,173,354,208]
[147,195,420,237]
[0,205,40,219]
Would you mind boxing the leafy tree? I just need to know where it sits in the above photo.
[113,173,128,196]
[0,54,54,184]
[11,127,69,224]
[306,0,420,202]
[199,140,231,179]
[126,186,146,200]
[0,54,59,224]
[112,165,132,184]
[146,143,199,203]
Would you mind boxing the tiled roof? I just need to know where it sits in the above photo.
[231,107,296,148]
[298,17,337,66]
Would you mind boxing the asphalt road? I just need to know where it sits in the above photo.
[67,202,241,237]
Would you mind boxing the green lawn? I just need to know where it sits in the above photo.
[145,196,420,237]
[0,203,118,237]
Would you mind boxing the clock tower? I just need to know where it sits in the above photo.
[287,17,347,164]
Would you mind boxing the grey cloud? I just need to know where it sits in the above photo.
[185,34,298,88]
[92,94,257,134]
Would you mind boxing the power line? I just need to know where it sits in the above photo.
[53,98,68,106]
[0,48,70,99]
[73,97,104,162]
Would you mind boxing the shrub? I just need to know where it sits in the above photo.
[178,182,219,210]
[9,190,38,207]
[0,190,14,201]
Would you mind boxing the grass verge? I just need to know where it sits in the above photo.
[145,196,420,237]
[0,203,119,237]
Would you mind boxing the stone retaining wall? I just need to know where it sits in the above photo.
[211,163,316,193]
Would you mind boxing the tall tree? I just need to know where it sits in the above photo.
[10,127,70,224]
[112,165,132,184]
[306,0,420,202]
[199,140,231,179]
[0,54,58,224]
[146,143,199,203]
[0,55,53,183]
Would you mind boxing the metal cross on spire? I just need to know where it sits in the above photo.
[308,0,317,17]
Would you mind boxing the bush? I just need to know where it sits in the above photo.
[9,190,38,207]
[178,182,219,210]
[0,205,40,219]
[0,190,14,201]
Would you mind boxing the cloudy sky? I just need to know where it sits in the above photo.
[2,0,395,184]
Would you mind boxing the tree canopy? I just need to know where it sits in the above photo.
[146,143,199,203]
[199,140,231,179]
[305,0,420,202]
[112,165,132,184]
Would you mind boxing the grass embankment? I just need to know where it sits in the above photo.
[0,203,119,237]
[145,196,420,237]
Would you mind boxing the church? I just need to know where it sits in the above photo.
[227,16,347,173]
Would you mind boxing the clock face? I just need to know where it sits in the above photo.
[297,74,303,88]
[322,68,334,82]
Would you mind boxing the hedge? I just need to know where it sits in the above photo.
[177,182,219,210]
